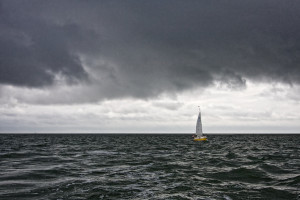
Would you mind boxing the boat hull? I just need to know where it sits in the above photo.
[193,137,207,141]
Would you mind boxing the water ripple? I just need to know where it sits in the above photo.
[0,134,299,199]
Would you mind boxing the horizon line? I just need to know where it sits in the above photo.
[0,132,299,135]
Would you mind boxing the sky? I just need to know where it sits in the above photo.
[1,0,300,133]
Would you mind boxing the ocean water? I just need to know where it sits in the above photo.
[0,134,299,200]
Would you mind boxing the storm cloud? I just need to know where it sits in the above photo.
[1,0,300,101]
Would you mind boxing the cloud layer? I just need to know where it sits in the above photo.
[1,82,300,133]
[1,0,300,102]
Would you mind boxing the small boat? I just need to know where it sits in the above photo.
[193,107,207,141]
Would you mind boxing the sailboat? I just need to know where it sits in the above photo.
[193,107,207,141]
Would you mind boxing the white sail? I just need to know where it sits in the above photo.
[196,110,203,137]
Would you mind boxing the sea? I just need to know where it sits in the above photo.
[0,134,299,200]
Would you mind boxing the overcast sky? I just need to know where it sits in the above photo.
[1,0,300,133]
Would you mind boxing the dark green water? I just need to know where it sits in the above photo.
[0,134,299,200]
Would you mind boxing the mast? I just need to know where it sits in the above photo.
[196,106,203,137]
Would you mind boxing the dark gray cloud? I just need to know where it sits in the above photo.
[0,1,98,87]
[1,0,300,100]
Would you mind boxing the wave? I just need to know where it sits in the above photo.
[0,134,299,200]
